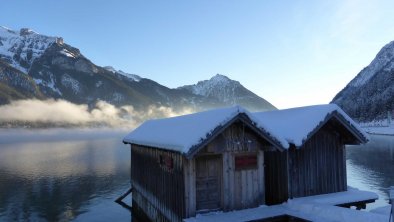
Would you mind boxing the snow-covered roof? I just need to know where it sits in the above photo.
[253,104,369,147]
[123,104,368,155]
[123,106,286,155]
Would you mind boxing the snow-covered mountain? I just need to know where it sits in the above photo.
[180,74,275,111]
[0,26,57,73]
[0,26,276,113]
[332,41,394,122]
[103,66,142,82]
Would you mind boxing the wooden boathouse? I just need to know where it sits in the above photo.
[253,106,369,206]
[123,104,369,222]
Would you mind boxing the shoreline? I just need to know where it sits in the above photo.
[362,126,394,136]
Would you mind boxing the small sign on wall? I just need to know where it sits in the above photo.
[235,154,257,170]
[159,155,173,171]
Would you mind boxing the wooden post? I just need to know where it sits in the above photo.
[390,186,394,222]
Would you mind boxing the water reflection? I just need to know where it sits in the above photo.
[1,130,393,221]
[0,129,131,221]
[347,134,394,209]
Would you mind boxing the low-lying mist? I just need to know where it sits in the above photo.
[0,99,194,128]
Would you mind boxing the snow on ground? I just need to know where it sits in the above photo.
[363,125,394,135]
[185,205,292,222]
[370,205,391,215]
[286,202,388,222]
[185,188,386,222]
[288,187,378,206]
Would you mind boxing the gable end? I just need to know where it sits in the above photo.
[185,113,284,159]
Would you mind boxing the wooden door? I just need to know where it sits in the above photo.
[195,155,222,212]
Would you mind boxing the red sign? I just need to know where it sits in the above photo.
[159,155,173,171]
[235,155,257,170]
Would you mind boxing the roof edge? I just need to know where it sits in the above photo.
[185,113,285,159]
[293,111,369,148]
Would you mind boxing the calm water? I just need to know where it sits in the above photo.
[347,134,394,209]
[0,129,131,222]
[0,130,393,221]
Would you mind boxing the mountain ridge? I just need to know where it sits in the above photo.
[332,40,394,122]
[0,26,276,115]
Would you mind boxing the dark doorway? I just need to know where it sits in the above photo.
[264,151,289,205]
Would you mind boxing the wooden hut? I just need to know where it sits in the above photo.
[123,104,368,222]
[253,106,369,205]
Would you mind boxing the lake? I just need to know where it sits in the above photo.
[0,129,132,222]
[347,134,394,209]
[0,130,393,221]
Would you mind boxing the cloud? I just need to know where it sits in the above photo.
[0,99,193,128]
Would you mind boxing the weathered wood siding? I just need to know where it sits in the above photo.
[195,155,222,211]
[289,128,347,198]
[131,145,185,222]
[184,122,268,217]
[264,126,347,205]
[184,158,196,218]
[217,123,266,211]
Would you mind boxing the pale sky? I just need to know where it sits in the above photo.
[2,0,394,109]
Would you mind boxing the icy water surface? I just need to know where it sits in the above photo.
[0,130,393,221]
[347,134,394,209]
[0,128,131,222]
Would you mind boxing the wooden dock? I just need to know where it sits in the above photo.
[185,188,382,222]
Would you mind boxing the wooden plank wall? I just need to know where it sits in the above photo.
[184,122,268,217]
[289,128,347,198]
[195,155,223,211]
[232,150,265,210]
[221,124,266,211]
[131,145,185,222]
[183,158,196,218]
[264,127,347,205]
[264,150,289,205]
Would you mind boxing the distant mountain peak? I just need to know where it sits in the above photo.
[179,74,275,111]
[0,26,57,73]
[181,74,237,97]
[210,73,230,80]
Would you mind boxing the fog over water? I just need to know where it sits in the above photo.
[0,99,193,127]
